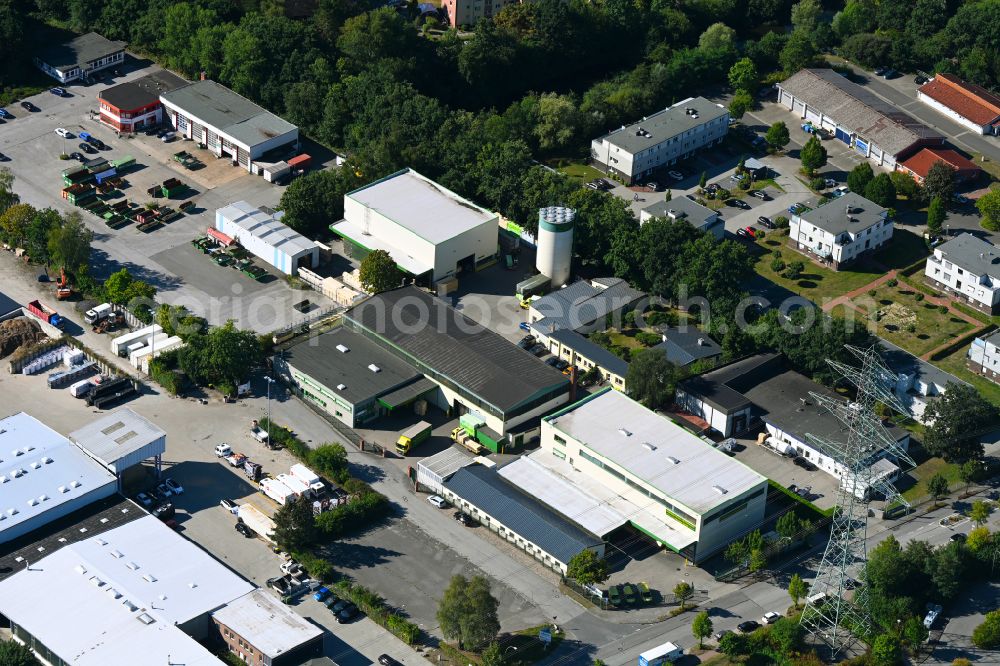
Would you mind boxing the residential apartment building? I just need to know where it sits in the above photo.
[924,233,1000,314]
[777,69,943,169]
[639,197,724,239]
[789,193,892,269]
[918,73,1000,136]
[441,0,517,27]
[968,330,1000,383]
[34,32,125,83]
[591,98,729,185]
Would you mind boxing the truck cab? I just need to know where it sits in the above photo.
[396,421,432,455]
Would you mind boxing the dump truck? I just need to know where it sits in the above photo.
[27,300,63,328]
[395,421,432,456]
[451,427,485,455]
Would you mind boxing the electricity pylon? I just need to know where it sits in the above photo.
[799,345,915,654]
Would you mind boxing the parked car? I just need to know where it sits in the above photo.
[950,532,967,543]
[235,521,256,538]
[554,359,570,371]
[744,226,757,238]
[314,587,332,602]
[79,142,97,154]
[20,101,36,112]
[788,203,806,214]
[705,183,719,193]
[585,181,600,190]
[758,216,774,228]
[164,478,184,494]
[751,190,770,200]
[762,611,782,624]
[953,193,971,204]
[152,503,175,520]
[54,127,72,138]
[738,620,760,633]
[793,456,817,471]
[135,492,153,507]
[160,132,176,143]
[156,483,174,497]
[668,170,684,181]
[0,109,12,119]
[639,581,653,603]
[729,199,751,210]
[529,343,547,356]
[330,599,350,614]
[378,656,403,666]
[561,365,574,376]
[831,186,850,198]
[214,443,232,457]
[914,75,928,85]
[622,584,638,604]
[736,228,750,238]
[596,178,614,190]
[518,321,531,332]
[882,69,899,79]
[453,511,473,526]
[517,338,533,350]
[336,603,359,623]
[144,126,160,136]
[714,630,733,641]
[646,181,661,191]
[70,152,84,161]
[90,138,106,149]
[608,585,622,606]
[874,66,888,76]
[50,87,66,96]
[824,178,837,188]
[545,357,560,368]
[428,495,448,508]
[220,499,238,514]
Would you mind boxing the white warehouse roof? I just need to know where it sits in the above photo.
[345,168,497,244]
[0,515,252,665]
[217,201,317,257]
[69,408,166,474]
[213,589,322,659]
[545,389,767,515]
[0,412,117,542]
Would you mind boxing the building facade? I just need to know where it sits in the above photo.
[968,331,1000,383]
[918,73,1000,136]
[528,277,645,335]
[924,233,1000,314]
[777,69,944,170]
[529,325,629,391]
[34,32,125,83]
[789,193,892,269]
[212,590,323,666]
[98,70,186,133]
[591,97,729,184]
[441,0,517,27]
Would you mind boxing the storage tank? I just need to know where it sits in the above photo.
[535,206,575,288]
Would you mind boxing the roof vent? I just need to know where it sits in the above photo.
[75,565,87,575]
[7,508,18,516]
[38,494,48,502]
[123,600,138,612]
[22,446,32,453]
[111,550,123,558]
[336,344,349,353]
[30,461,40,469]
[142,574,157,583]
[26,498,37,507]
[697,338,705,346]
[642,442,657,452]
[106,587,122,599]
[618,428,632,437]
[712,485,728,495]
[89,576,105,587]
[70,480,81,489]
[42,456,53,464]
[336,383,346,391]
[667,456,680,465]
[58,485,67,493]
[11,469,21,478]
[136,613,155,625]
[368,364,381,373]
[13,449,22,456]
[0,475,6,483]
[126,561,139,570]
[188,582,198,589]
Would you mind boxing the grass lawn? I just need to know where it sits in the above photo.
[754,236,883,304]
[972,153,1000,182]
[901,456,961,502]
[608,330,648,350]
[753,177,785,192]
[552,160,607,185]
[846,283,974,357]
[932,344,1000,408]
[873,229,930,270]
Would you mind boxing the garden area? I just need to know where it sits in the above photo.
[552,160,609,186]
[588,307,693,362]
[754,234,884,303]
[933,344,1000,409]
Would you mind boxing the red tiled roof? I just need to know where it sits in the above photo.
[919,73,1000,126]
[899,147,980,179]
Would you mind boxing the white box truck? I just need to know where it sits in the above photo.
[260,477,297,505]
[84,303,112,324]
[236,503,276,543]
[638,642,683,666]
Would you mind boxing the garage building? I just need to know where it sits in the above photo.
[34,32,125,84]
[68,408,167,490]
[777,68,944,169]
[216,201,318,276]
[160,80,299,173]
[98,70,187,133]
[332,169,499,284]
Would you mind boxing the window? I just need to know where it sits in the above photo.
[552,448,566,460]
[554,434,566,446]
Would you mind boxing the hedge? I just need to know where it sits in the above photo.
[331,580,420,644]
[768,480,833,518]
[315,490,390,538]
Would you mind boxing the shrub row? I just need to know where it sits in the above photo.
[316,489,390,538]
[331,580,420,644]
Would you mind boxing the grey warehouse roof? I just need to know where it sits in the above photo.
[443,464,602,564]
[218,201,316,256]
[779,69,943,157]
[598,97,729,155]
[641,196,717,227]
[934,233,1000,282]
[653,327,722,367]
[161,80,297,147]
[535,326,629,377]
[531,278,645,332]
[346,169,497,244]
[798,192,887,236]
[35,32,125,70]
[99,70,187,111]
[282,327,422,405]
[212,590,322,658]
[346,287,569,414]
[68,408,165,472]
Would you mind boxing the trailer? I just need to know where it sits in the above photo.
[85,376,133,407]
[278,473,312,498]
[287,154,312,170]
[260,477,298,505]
[244,460,264,482]
[226,453,248,468]
[237,504,275,543]
[48,360,96,388]
[27,300,63,328]
[110,324,163,357]
[638,641,683,666]
[69,378,94,398]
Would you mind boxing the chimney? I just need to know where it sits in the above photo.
[697,337,705,346]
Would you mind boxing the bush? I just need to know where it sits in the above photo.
[635,331,662,347]
[785,261,805,280]
[773,215,789,229]
[973,610,1000,649]
[290,550,334,582]
[887,278,898,287]
[905,323,916,333]
[332,580,420,644]
[809,177,826,191]
[315,489,390,538]
[867,289,877,298]
[915,293,924,302]
[771,257,786,272]
[939,305,948,314]
[646,310,678,327]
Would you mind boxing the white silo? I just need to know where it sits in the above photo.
[536,206,575,288]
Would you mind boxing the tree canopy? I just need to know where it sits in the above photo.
[800,135,827,174]
[566,549,610,585]
[923,383,997,464]
[359,249,403,294]
[437,575,501,651]
[765,122,790,151]
[271,496,317,551]
[626,348,681,409]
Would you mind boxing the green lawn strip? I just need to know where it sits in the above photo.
[755,240,883,303]
[873,229,929,270]
[608,330,647,350]
[972,153,1000,182]
[901,456,961,502]
[552,161,606,184]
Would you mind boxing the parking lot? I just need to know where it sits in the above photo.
[727,434,840,511]
[0,58,336,332]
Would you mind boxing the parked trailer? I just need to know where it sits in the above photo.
[91,381,137,410]
[236,504,275,543]
[26,300,63,328]
[85,376,131,407]
[278,473,312,498]
[244,460,264,482]
[69,378,94,398]
[260,477,298,505]
[48,360,96,388]
[638,642,683,666]
[111,324,163,356]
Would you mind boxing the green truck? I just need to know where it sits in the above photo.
[458,413,509,454]
[395,421,432,455]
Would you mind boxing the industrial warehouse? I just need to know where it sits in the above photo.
[215,201,319,276]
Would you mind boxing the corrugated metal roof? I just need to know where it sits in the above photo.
[218,201,316,257]
[530,278,645,332]
[69,408,165,473]
[443,464,602,564]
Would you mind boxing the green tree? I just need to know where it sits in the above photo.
[967,525,991,552]
[728,90,753,120]
[698,22,736,51]
[626,348,680,409]
[923,383,997,463]
[971,500,991,526]
[0,639,39,666]
[480,642,503,666]
[728,57,759,92]
[788,573,809,607]
[776,511,803,539]
[785,260,805,280]
[279,168,360,237]
[309,443,349,482]
[791,0,822,32]
[927,196,947,235]
[0,203,35,247]
[699,171,708,189]
[748,548,767,572]
[927,473,950,502]
[437,575,501,651]
[0,167,18,215]
[692,610,713,648]
[102,268,157,305]
[271,496,316,551]
[924,161,956,204]
[765,122,790,151]
[902,616,929,654]
[799,135,827,174]
[847,162,875,195]
[48,211,93,273]
[566,549,610,585]
[973,610,1000,649]
[872,633,902,666]
[978,188,1000,232]
[359,249,402,294]
[779,29,817,73]
[23,208,60,265]
[534,93,585,154]
[864,172,897,208]
[961,459,982,493]
[770,617,804,652]
[674,581,694,610]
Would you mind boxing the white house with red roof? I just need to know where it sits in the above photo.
[918,73,1000,136]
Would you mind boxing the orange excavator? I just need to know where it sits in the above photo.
[55,268,73,300]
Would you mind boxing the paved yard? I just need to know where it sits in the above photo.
[727,434,840,511]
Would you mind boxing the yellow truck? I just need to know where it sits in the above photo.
[396,421,432,455]
[451,427,485,455]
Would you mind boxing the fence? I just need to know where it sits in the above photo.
[7,338,68,373]
[112,304,144,330]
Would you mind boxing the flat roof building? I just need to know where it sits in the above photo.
[591,97,729,184]
[345,287,571,442]
[332,169,499,283]
[540,388,768,561]
[160,80,299,173]
[528,277,645,335]
[69,408,166,488]
[925,233,1000,314]
[216,201,319,276]
[777,69,944,169]
[34,32,126,83]
[639,197,724,239]
[918,73,1000,136]
[212,590,323,666]
[274,326,427,428]
[790,192,892,270]
[0,412,117,544]
[98,70,186,133]
[441,464,604,574]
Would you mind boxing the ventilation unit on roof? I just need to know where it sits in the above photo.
[11,469,21,478]
[42,456,52,464]
[74,565,87,575]
[89,576,105,587]
[336,384,346,391]
[111,550,123,559]
[38,494,48,502]
[123,600,138,612]
[667,456,680,465]
[5,508,14,516]
[368,364,381,373]
[22,446,32,453]
[69,480,80,489]
[188,582,198,589]
[13,449,22,456]
[712,485,728,495]
[336,344,349,353]
[30,461,40,469]
[142,574,157,583]
[0,475,6,483]
[618,428,632,437]
[136,613,155,625]
[106,587,122,599]
[26,498,37,507]
[642,442,657,452]
[58,485,67,493]
[126,561,139,570]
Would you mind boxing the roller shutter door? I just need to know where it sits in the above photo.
[793,100,806,116]
[805,107,821,123]
[237,147,249,169]
[835,128,850,144]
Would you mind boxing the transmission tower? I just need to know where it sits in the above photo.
[799,345,915,654]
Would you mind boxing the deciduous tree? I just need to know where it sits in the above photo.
[272,496,316,551]
[728,57,759,92]
[847,163,875,195]
[0,639,39,666]
[437,575,501,651]
[971,500,991,526]
[359,249,403,294]
[800,135,827,174]
[871,633,902,666]
[692,611,713,648]
[927,196,947,235]
[673,581,694,610]
[765,121,790,151]
[864,172,897,208]
[973,610,1000,649]
[788,573,808,607]
[48,211,93,273]
[977,188,1000,231]
[728,90,753,120]
[566,549,610,585]
[924,161,956,204]
[626,348,681,409]
[927,473,950,502]
[923,383,997,463]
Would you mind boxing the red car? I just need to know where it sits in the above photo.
[744,226,757,238]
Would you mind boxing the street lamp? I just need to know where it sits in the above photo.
[264,376,275,448]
